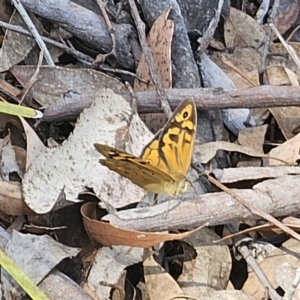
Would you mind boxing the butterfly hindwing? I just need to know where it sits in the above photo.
[141,98,197,178]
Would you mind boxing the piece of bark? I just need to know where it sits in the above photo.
[20,0,137,69]
[42,86,300,122]
[102,175,300,232]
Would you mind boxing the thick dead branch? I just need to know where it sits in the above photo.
[103,175,300,232]
[42,85,300,122]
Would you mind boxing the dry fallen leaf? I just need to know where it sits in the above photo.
[270,42,300,78]
[0,142,25,181]
[194,141,267,164]
[269,0,299,36]
[211,166,300,184]
[22,88,153,214]
[0,181,23,215]
[238,125,268,153]
[81,202,205,248]
[267,65,300,140]
[0,11,43,72]
[19,117,45,171]
[195,137,299,166]
[134,7,173,91]
[224,7,265,49]
[1,231,80,299]
[265,132,300,166]
[275,262,300,299]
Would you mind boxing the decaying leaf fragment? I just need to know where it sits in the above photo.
[242,238,300,299]
[224,7,265,49]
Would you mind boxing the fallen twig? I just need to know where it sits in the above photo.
[19,49,44,104]
[95,0,117,62]
[0,20,93,64]
[227,223,281,300]
[11,0,54,66]
[98,65,148,82]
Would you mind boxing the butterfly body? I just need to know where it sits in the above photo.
[94,98,197,196]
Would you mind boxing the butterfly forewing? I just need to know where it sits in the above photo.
[140,98,197,178]
[94,144,176,194]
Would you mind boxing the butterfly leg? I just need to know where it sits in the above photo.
[137,191,158,207]
[163,196,172,218]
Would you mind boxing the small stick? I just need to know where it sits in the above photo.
[260,0,280,74]
[116,0,126,19]
[227,223,282,300]
[41,85,300,123]
[0,20,93,64]
[98,65,148,82]
[19,49,44,104]
[128,0,172,118]
[286,25,300,42]
[95,0,117,61]
[10,0,54,66]
[124,82,137,113]
[270,23,300,69]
